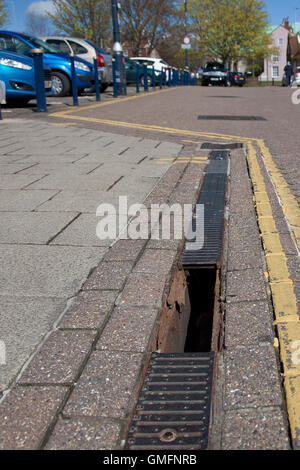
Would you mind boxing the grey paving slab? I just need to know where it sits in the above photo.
[224,344,283,410]
[222,408,290,450]
[63,350,143,419]
[50,213,114,247]
[0,163,38,174]
[36,190,146,213]
[45,417,121,450]
[227,245,263,271]
[19,162,104,175]
[225,300,274,348]
[0,190,59,211]
[26,173,124,191]
[83,261,134,291]
[226,268,268,303]
[0,212,78,244]
[0,245,104,297]
[0,296,66,392]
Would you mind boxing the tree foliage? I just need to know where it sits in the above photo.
[188,0,273,64]
[48,0,111,48]
[0,0,8,28]
[119,0,180,56]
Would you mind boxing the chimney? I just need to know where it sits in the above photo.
[283,18,292,31]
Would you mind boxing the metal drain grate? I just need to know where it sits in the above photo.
[198,115,266,121]
[201,142,243,150]
[125,352,215,450]
[181,150,228,267]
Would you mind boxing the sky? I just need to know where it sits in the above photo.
[3,0,300,33]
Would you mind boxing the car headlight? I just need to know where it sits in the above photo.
[74,61,91,72]
[0,58,32,70]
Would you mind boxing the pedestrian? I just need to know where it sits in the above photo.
[284,61,294,86]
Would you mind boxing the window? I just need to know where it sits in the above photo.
[0,34,29,54]
[278,38,284,46]
[46,39,70,54]
[272,55,279,62]
[272,66,279,77]
[68,40,88,55]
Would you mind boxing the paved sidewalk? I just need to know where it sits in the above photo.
[0,119,181,393]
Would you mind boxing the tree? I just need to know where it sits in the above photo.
[26,11,55,36]
[48,0,111,48]
[0,0,8,28]
[188,0,274,66]
[119,0,180,56]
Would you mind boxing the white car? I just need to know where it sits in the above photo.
[294,66,300,86]
[40,36,112,91]
[130,57,169,76]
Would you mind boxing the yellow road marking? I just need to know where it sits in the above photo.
[247,142,300,442]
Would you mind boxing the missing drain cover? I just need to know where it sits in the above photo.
[198,115,266,121]
[125,352,215,450]
[201,142,243,150]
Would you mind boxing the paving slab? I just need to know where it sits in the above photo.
[0,245,104,297]
[0,385,68,450]
[63,351,143,419]
[44,417,122,450]
[0,189,59,212]
[0,212,78,245]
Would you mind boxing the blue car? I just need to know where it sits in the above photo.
[0,31,94,96]
[0,49,52,104]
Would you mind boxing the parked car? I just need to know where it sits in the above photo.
[0,31,94,96]
[125,57,160,86]
[40,36,112,92]
[201,62,231,86]
[129,57,169,77]
[228,72,246,87]
[0,49,52,104]
[293,66,300,86]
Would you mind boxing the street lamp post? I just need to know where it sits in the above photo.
[111,0,126,96]
[184,0,189,70]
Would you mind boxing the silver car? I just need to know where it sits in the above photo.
[40,36,112,92]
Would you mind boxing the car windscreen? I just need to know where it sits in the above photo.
[204,63,226,72]
[19,33,60,53]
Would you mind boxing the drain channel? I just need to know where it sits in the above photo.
[201,142,243,150]
[125,353,214,450]
[125,150,228,450]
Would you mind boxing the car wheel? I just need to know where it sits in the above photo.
[140,75,153,87]
[51,72,71,97]
[100,83,108,93]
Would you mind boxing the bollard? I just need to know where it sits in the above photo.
[163,70,167,87]
[112,58,118,98]
[172,68,176,87]
[136,63,140,93]
[69,53,78,106]
[143,64,149,92]
[168,68,171,87]
[159,69,163,89]
[0,80,6,120]
[93,58,101,102]
[152,66,156,90]
[31,49,47,112]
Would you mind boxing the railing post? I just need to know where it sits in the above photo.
[0,80,5,120]
[152,66,156,90]
[31,48,47,112]
[93,58,101,102]
[136,63,140,93]
[69,53,78,106]
[143,63,149,92]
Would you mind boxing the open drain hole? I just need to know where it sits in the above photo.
[159,429,178,443]
[184,267,218,352]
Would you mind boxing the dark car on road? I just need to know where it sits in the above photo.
[125,57,160,86]
[228,72,246,87]
[201,62,231,87]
